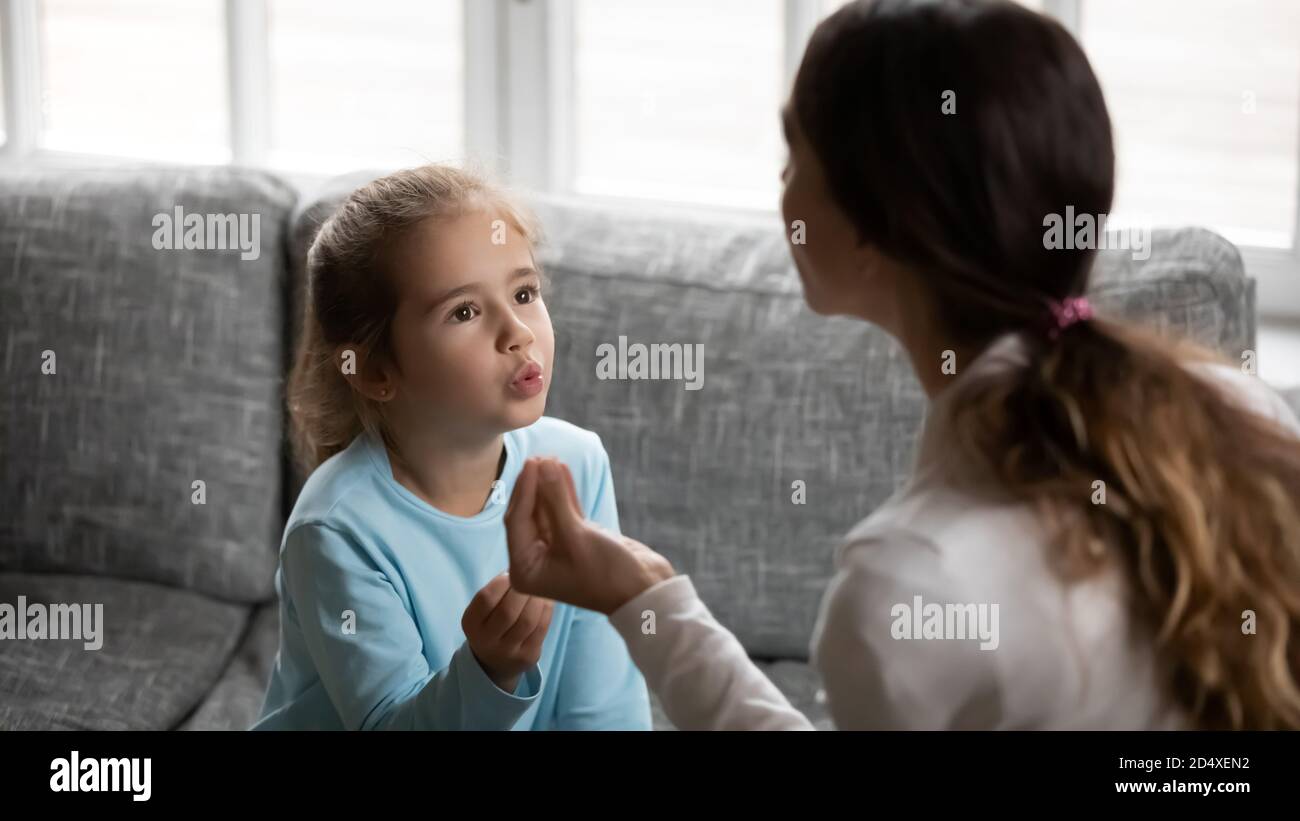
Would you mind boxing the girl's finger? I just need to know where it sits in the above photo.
[483,586,530,639]
[501,595,543,646]
[464,572,512,625]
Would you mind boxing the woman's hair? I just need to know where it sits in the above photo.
[796,0,1300,728]
[287,164,541,476]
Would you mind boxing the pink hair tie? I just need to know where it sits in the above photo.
[1046,296,1093,340]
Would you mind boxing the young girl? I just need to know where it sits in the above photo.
[501,0,1300,731]
[252,165,651,730]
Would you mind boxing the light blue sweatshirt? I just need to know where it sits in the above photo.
[251,417,651,731]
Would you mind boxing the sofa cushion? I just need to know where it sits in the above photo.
[178,602,279,731]
[0,167,295,602]
[0,572,249,730]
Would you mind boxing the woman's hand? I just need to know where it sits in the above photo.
[461,572,554,694]
[504,456,675,615]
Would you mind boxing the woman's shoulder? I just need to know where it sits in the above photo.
[839,477,1050,576]
[1180,358,1300,437]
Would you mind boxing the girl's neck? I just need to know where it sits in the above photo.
[386,426,506,517]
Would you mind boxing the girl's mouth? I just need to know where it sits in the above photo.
[509,362,545,398]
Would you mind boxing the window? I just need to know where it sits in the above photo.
[0,13,6,143]
[39,0,228,161]
[1082,0,1299,250]
[267,0,463,173]
[572,0,784,209]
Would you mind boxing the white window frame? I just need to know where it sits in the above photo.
[1,0,40,156]
[226,0,269,168]
[1,0,1297,318]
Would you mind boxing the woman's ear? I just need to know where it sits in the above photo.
[335,344,396,402]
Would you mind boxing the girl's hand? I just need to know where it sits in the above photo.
[504,457,675,615]
[461,572,554,694]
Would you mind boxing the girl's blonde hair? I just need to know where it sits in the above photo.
[287,164,541,477]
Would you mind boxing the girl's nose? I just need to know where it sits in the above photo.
[502,313,537,351]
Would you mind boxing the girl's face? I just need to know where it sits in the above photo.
[379,208,554,439]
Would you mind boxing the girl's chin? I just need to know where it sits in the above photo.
[503,399,547,428]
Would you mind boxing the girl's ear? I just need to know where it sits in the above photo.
[335,344,396,402]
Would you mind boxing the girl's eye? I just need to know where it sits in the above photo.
[448,301,477,323]
[446,283,540,323]
[516,284,542,305]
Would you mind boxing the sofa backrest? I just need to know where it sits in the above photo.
[2,165,1254,658]
[0,167,295,603]
[289,183,1254,659]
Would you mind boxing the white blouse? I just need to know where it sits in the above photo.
[608,332,1300,730]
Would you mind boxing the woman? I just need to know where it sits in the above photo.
[505,0,1300,730]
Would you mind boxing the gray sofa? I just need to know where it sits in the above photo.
[1,165,1294,730]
